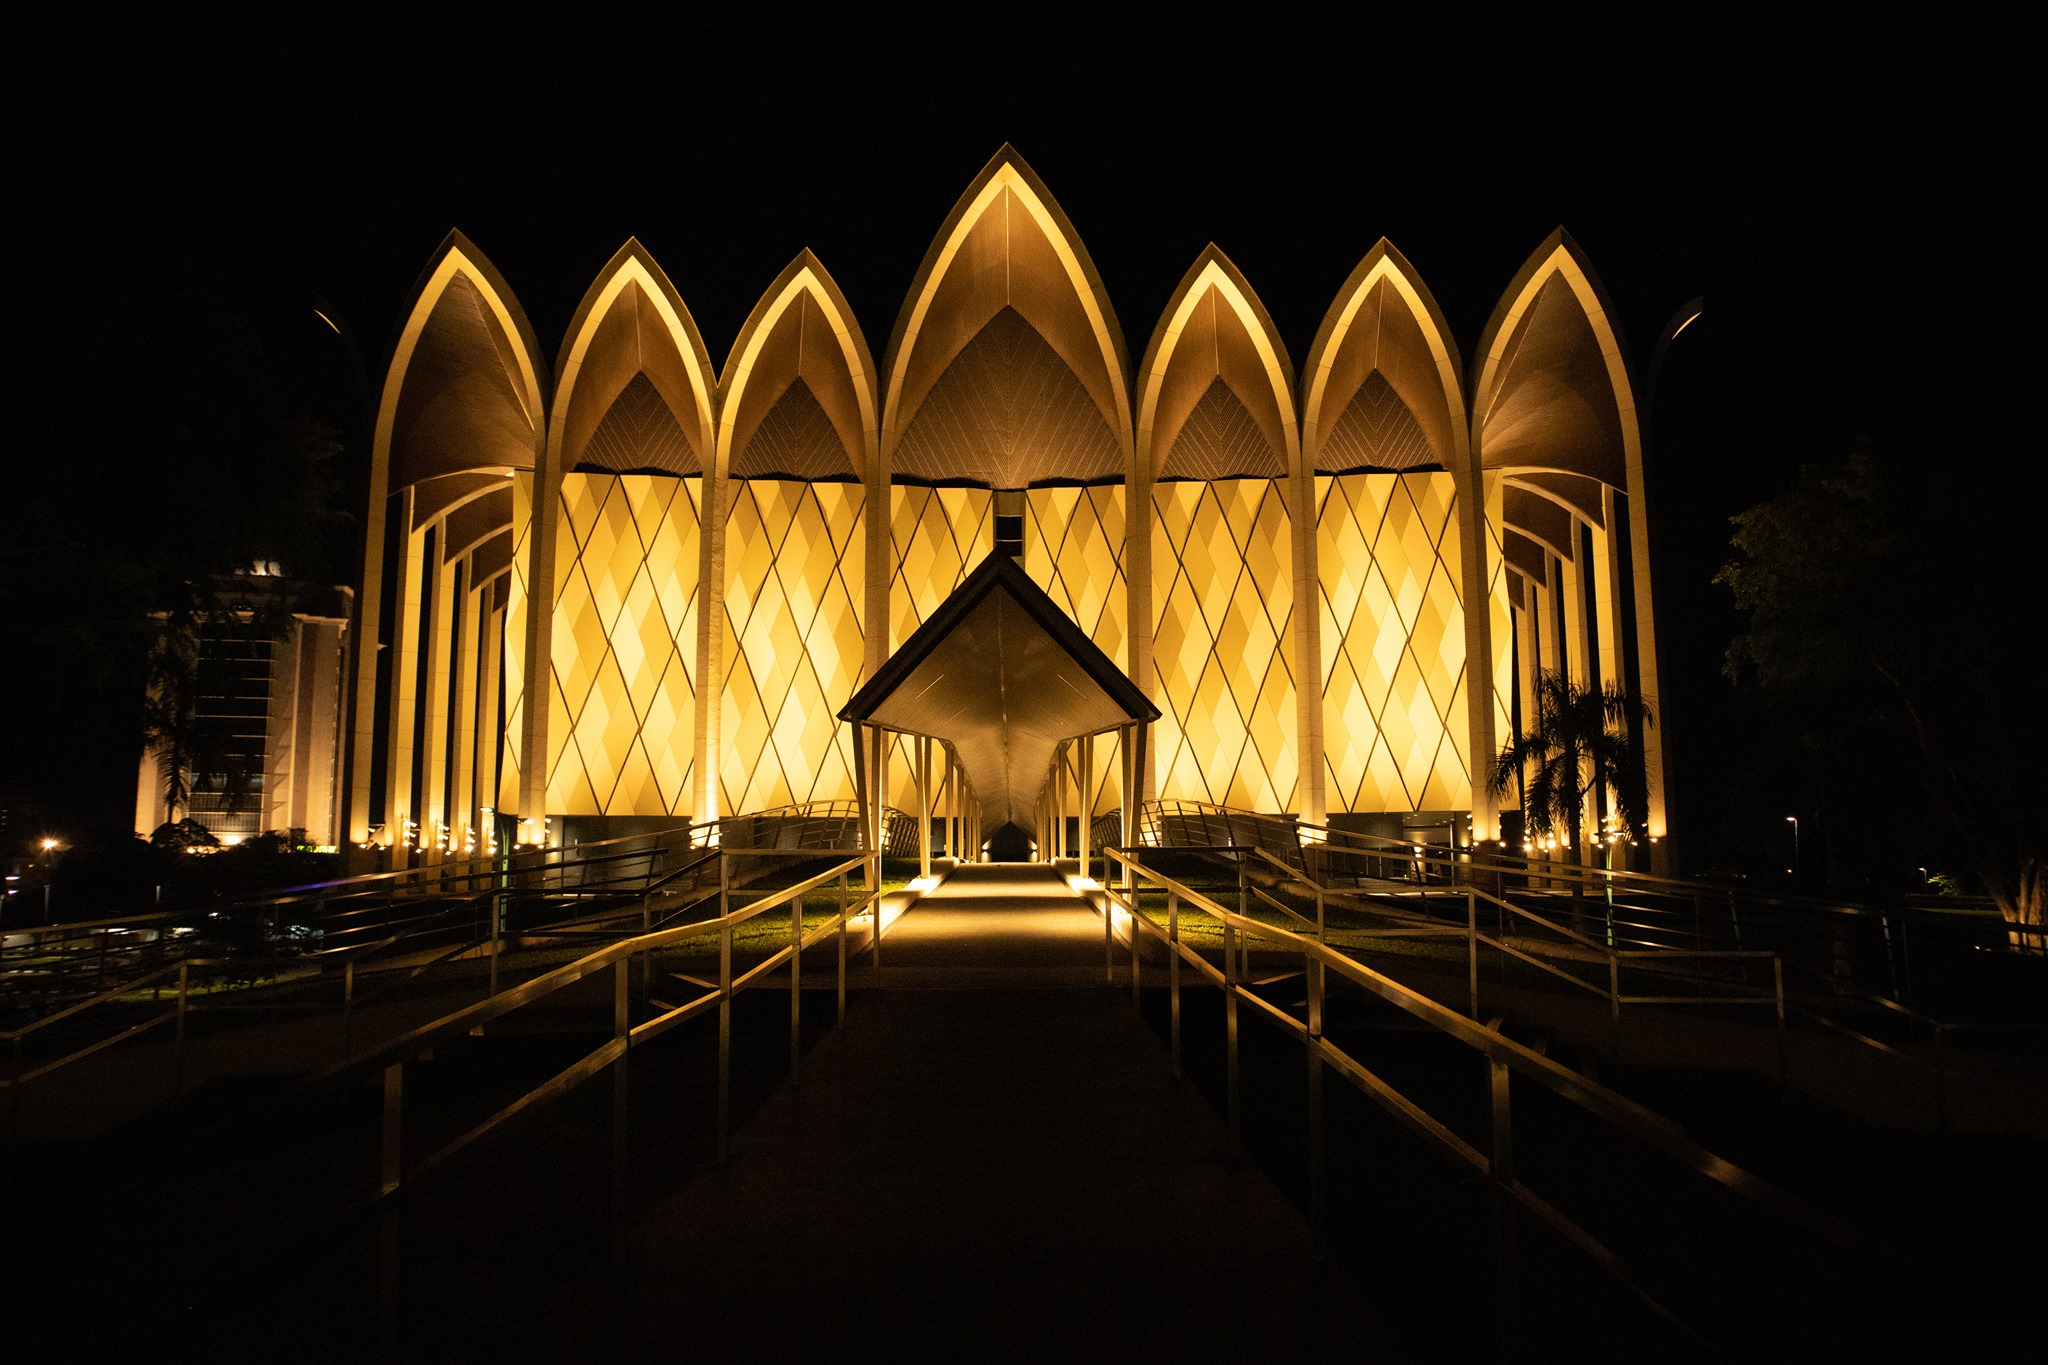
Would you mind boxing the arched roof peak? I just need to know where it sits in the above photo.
[717,251,879,483]
[1470,229,1638,487]
[547,240,716,478]
[881,149,1133,478]
[1300,239,1467,475]
[375,231,548,493]
[1135,246,1299,481]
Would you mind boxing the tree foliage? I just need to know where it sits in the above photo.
[1717,450,2045,945]
[1487,669,1653,864]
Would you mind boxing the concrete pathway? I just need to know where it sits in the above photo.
[614,863,1412,1361]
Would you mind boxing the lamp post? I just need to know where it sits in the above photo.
[1786,816,1799,879]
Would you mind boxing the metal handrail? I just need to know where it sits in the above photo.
[0,840,736,1143]
[318,849,890,1220]
[1101,844,1916,1352]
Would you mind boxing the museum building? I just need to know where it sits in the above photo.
[318,149,1667,870]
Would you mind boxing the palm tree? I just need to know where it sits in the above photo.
[1488,671,1653,914]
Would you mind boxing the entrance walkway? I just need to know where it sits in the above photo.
[615,864,1410,1360]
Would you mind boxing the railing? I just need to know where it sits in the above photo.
[1100,843,1907,1356]
[324,846,889,1262]
[1120,844,1786,1069]
[0,836,737,1142]
[1137,834,2013,1130]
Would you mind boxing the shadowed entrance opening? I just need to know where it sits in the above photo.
[840,553,1158,867]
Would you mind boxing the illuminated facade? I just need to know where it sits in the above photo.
[344,149,1668,867]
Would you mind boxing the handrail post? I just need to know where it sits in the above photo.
[1130,881,1141,1004]
[1223,914,1241,1157]
[380,1061,404,1196]
[173,961,190,1101]
[1489,1041,1518,1361]
[488,888,502,998]
[1238,860,1250,984]
[837,871,849,1027]
[1773,957,1787,1093]
[1308,958,1326,1257]
[1104,856,1115,986]
[1933,1022,1947,1133]
[790,892,803,1086]
[1169,889,1182,1079]
[1468,891,1481,1020]
[1608,945,1622,1060]
[718,913,733,1164]
[343,959,357,1057]
[612,956,630,1265]
[8,1034,23,1144]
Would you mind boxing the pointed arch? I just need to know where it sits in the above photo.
[512,241,719,827]
[350,232,545,847]
[1471,230,1636,487]
[1473,231,1666,854]
[1301,239,1465,476]
[881,147,1133,486]
[550,239,717,476]
[1135,246,1299,481]
[707,253,881,818]
[375,231,546,494]
[718,251,878,484]
[1132,248,1302,814]
[1301,240,1492,829]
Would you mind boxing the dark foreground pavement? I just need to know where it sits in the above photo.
[612,863,1411,1360]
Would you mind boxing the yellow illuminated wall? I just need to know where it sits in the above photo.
[721,481,866,814]
[542,473,702,814]
[889,486,991,644]
[1152,478,1298,811]
[1318,471,1470,812]
[1025,485,1128,816]
[887,486,990,806]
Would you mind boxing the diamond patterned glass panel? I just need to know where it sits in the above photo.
[1025,485,1128,816]
[1318,472,1469,812]
[886,486,990,804]
[1151,479,1296,812]
[721,480,867,814]
[540,473,701,816]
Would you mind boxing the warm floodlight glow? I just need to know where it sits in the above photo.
[40,838,59,851]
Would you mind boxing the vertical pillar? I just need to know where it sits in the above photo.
[917,736,932,878]
[449,568,482,857]
[1293,464,1326,827]
[475,600,504,846]
[419,536,457,862]
[348,482,399,848]
[1558,540,1591,691]
[384,515,426,869]
[1592,489,1625,694]
[1078,734,1093,880]
[1465,472,1501,842]
[522,461,564,845]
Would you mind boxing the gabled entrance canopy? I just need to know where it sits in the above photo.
[840,554,1158,835]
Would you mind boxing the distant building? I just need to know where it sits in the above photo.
[134,577,351,847]
[345,149,1669,869]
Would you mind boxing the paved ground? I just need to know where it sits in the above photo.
[613,863,1413,1360]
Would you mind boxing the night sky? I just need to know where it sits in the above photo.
[13,24,2032,862]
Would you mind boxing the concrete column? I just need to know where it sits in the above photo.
[384,514,425,868]
[475,600,504,846]
[419,533,457,862]
[449,570,482,856]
